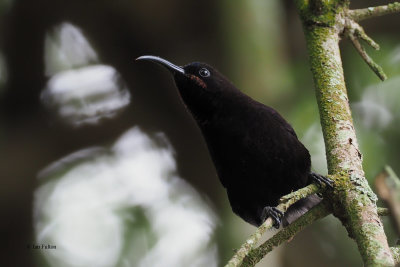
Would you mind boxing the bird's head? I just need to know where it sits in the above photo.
[137,55,237,120]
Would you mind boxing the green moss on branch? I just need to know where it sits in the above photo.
[391,247,400,264]
[225,183,325,267]
[241,201,331,266]
[295,0,393,265]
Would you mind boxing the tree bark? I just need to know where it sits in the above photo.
[294,0,394,265]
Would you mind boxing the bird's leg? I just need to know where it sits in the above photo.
[310,172,334,189]
[261,206,284,229]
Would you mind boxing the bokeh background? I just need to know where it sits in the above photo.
[1,0,399,266]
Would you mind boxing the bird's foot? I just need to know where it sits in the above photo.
[310,172,334,189]
[261,206,284,229]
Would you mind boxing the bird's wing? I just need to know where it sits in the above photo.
[200,100,308,189]
[266,106,298,138]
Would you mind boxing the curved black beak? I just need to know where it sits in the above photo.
[136,55,185,74]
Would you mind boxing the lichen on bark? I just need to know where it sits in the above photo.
[295,0,393,265]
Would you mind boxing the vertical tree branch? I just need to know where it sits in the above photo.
[294,0,393,265]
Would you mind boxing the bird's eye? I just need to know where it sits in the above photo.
[199,68,210,77]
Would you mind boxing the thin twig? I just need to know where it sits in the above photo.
[348,32,387,81]
[349,2,400,22]
[344,18,387,81]
[224,183,325,267]
[375,166,400,236]
[353,26,379,50]
[241,201,331,267]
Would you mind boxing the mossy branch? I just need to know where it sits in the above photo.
[294,0,394,265]
[349,2,400,22]
[344,3,400,81]
[391,246,400,264]
[241,201,331,267]
[224,183,326,267]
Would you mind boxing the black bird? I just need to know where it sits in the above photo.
[137,55,332,228]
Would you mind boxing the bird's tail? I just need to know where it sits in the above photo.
[282,194,322,227]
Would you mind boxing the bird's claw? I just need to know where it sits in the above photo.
[310,172,334,189]
[262,206,284,229]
